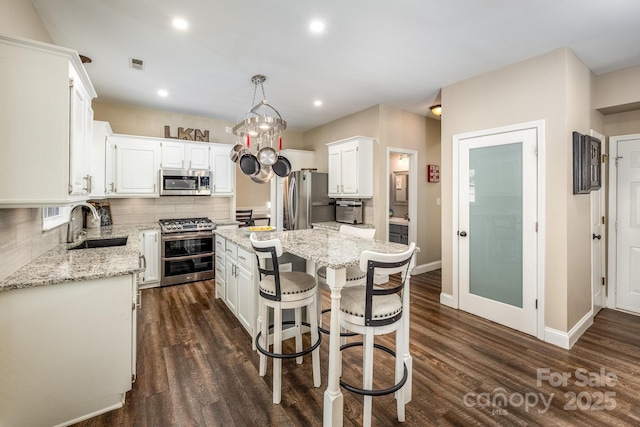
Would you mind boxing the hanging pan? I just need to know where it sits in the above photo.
[272,137,292,177]
[238,135,260,176]
[251,164,275,184]
[257,137,277,166]
[229,141,249,163]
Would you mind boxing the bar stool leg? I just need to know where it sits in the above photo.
[259,300,267,377]
[395,327,406,422]
[295,307,303,364]
[363,329,374,427]
[273,305,282,404]
[310,296,321,387]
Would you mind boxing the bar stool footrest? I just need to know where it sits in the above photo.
[339,341,408,396]
[318,308,359,337]
[255,320,322,359]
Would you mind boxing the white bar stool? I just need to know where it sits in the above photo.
[339,242,416,427]
[316,225,375,336]
[250,233,321,404]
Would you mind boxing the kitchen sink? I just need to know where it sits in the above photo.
[69,237,128,250]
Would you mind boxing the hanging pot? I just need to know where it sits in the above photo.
[257,142,277,166]
[229,142,249,163]
[272,155,292,177]
[251,164,274,184]
[239,152,260,176]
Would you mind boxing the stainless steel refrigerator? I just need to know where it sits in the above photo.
[283,170,335,230]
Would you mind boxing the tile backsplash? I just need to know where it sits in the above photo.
[0,197,232,280]
[106,196,232,224]
[0,208,66,280]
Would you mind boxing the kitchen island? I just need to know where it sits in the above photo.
[0,224,157,427]
[214,227,417,426]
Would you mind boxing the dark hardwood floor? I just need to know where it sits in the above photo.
[73,271,640,426]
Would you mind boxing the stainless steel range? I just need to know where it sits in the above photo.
[159,218,216,286]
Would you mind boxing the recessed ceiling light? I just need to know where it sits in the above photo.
[309,20,325,34]
[172,18,188,30]
[314,100,323,107]
[157,89,169,97]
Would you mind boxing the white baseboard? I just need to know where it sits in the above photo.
[544,310,593,349]
[439,292,455,308]
[412,260,441,276]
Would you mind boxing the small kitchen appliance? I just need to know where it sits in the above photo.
[335,200,363,224]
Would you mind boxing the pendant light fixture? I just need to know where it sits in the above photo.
[232,74,287,147]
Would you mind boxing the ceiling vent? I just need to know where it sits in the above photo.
[130,58,144,70]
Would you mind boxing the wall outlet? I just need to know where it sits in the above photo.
[225,126,232,133]
[436,197,441,206]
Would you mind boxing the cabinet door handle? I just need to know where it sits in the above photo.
[139,254,146,269]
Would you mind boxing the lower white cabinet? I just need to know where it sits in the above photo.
[218,235,257,338]
[0,274,138,427]
[139,229,160,288]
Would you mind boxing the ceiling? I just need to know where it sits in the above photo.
[32,0,640,132]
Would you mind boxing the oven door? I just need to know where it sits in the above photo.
[161,232,215,286]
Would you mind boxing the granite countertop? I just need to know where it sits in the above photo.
[311,221,375,232]
[215,228,417,269]
[0,223,159,292]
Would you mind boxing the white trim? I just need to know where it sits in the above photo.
[607,133,640,311]
[544,311,593,349]
[53,399,124,427]
[590,129,607,316]
[42,206,71,231]
[439,292,455,308]
[385,148,418,245]
[452,120,546,337]
[412,260,441,275]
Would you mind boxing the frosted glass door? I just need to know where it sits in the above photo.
[469,143,523,307]
[458,127,537,336]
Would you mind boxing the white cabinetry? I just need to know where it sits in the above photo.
[327,136,374,198]
[109,135,160,197]
[91,121,113,197]
[160,141,211,170]
[218,234,257,337]
[214,236,226,299]
[0,35,97,206]
[139,229,160,288]
[236,246,255,332]
[210,144,235,195]
[0,275,137,426]
[224,240,238,314]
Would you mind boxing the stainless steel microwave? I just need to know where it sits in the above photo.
[160,169,211,196]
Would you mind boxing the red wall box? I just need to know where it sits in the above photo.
[427,164,440,182]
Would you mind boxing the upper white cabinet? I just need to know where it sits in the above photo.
[0,35,97,206]
[210,144,235,195]
[160,141,211,170]
[91,121,113,197]
[327,136,374,198]
[109,135,160,197]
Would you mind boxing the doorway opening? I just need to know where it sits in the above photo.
[386,149,417,247]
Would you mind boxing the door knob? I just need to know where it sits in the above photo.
[459,231,468,237]
[592,234,601,240]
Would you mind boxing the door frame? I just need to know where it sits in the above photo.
[451,120,546,340]
[590,129,607,316]
[607,133,640,310]
[385,148,418,246]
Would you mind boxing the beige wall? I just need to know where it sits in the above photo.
[595,65,640,111]
[604,110,640,136]
[441,47,599,332]
[303,104,442,267]
[0,0,52,43]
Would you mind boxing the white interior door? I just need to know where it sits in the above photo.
[590,130,606,315]
[458,128,538,336]
[615,136,640,313]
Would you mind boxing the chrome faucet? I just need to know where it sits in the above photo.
[67,202,100,243]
